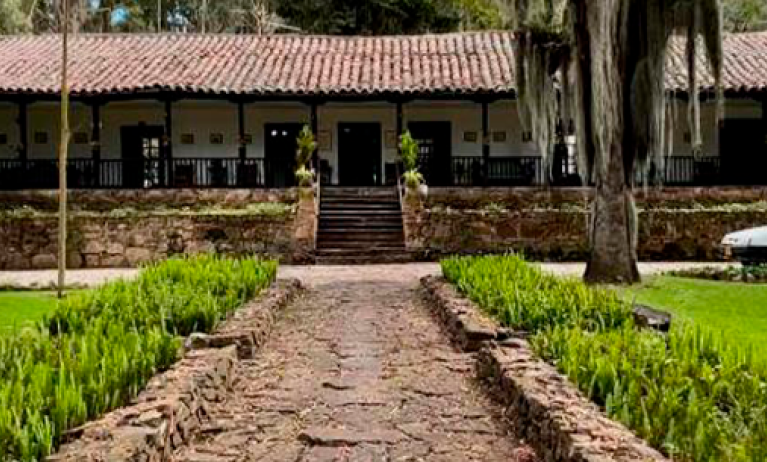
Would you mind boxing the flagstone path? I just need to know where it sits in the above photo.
[173,265,538,462]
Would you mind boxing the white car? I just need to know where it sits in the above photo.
[721,226,767,265]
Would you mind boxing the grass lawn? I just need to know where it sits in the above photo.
[624,276,767,355]
[0,291,61,330]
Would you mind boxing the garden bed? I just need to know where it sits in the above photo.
[50,277,303,461]
[435,255,767,461]
[0,256,278,461]
[667,264,767,283]
[421,276,666,462]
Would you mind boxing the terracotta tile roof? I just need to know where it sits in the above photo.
[666,31,767,94]
[0,31,764,97]
[0,32,517,97]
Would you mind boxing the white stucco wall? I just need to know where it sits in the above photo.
[0,97,763,185]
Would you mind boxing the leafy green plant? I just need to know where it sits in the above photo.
[400,130,423,189]
[0,255,276,461]
[295,166,314,188]
[402,169,424,189]
[442,254,767,461]
[442,254,632,333]
[296,124,317,168]
[294,125,317,187]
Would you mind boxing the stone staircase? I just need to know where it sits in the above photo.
[316,187,411,265]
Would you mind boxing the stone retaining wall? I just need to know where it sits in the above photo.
[420,276,667,462]
[0,213,296,269]
[405,187,767,261]
[49,279,304,462]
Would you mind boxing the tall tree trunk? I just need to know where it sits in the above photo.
[57,0,70,299]
[572,0,641,284]
[585,145,640,284]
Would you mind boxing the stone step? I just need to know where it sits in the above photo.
[321,187,398,199]
[315,252,413,265]
[321,203,400,211]
[319,225,404,233]
[317,235,403,248]
[316,242,406,252]
[319,218,403,227]
[316,185,405,264]
[317,240,405,249]
[320,196,400,205]
[320,209,402,217]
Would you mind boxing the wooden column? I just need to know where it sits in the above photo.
[395,101,404,185]
[17,101,28,161]
[238,100,247,160]
[310,102,319,171]
[237,100,247,187]
[763,97,767,157]
[164,100,173,186]
[91,102,102,187]
[481,100,490,184]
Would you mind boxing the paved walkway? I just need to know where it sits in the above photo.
[174,266,538,462]
[0,262,735,289]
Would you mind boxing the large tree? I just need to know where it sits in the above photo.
[0,0,35,33]
[723,0,766,31]
[275,0,462,35]
[513,0,723,284]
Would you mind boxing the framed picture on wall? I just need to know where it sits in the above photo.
[34,132,48,144]
[492,131,507,143]
[463,131,478,143]
[181,133,195,145]
[317,130,332,151]
[384,130,397,149]
[210,133,224,145]
[522,131,533,143]
[243,134,253,145]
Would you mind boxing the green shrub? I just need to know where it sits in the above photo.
[402,169,424,189]
[399,131,423,189]
[442,254,632,333]
[442,254,767,461]
[399,130,419,172]
[668,264,767,283]
[295,125,317,170]
[0,255,276,461]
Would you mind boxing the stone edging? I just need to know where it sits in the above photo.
[186,278,304,358]
[48,278,304,461]
[420,275,668,462]
[420,275,513,351]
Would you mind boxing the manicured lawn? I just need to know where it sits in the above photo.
[625,276,767,355]
[0,291,61,330]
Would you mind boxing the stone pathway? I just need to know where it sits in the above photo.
[174,265,538,462]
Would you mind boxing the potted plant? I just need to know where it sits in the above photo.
[295,125,317,188]
[400,130,426,199]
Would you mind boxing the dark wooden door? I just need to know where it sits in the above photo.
[264,123,303,188]
[338,123,382,186]
[121,125,165,188]
[408,122,452,186]
[720,119,766,185]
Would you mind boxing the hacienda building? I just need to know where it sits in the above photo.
[0,31,765,191]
